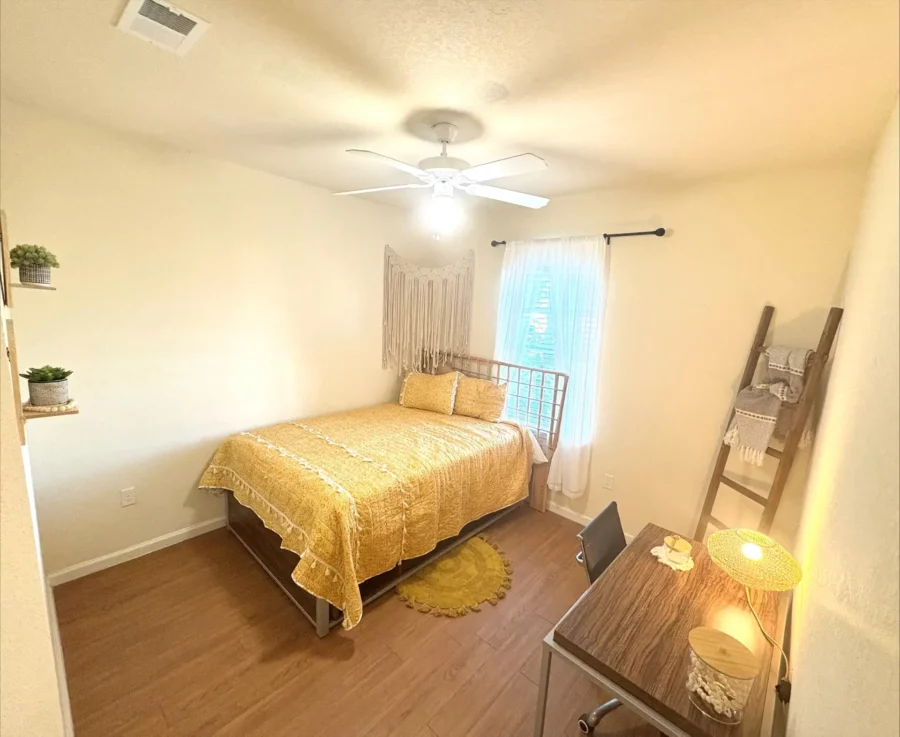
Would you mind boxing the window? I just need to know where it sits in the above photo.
[494,236,605,497]
[504,269,557,427]
[520,270,555,369]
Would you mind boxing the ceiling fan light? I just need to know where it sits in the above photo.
[420,194,464,237]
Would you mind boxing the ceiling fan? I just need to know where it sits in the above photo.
[333,122,550,209]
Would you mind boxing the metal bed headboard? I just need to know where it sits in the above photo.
[443,354,568,456]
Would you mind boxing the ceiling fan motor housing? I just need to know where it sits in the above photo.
[417,121,470,182]
[417,156,471,179]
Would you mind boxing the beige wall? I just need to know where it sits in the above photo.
[788,101,899,737]
[0,95,878,591]
[0,100,490,575]
[0,318,66,736]
[485,162,868,543]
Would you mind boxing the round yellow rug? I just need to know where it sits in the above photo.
[397,535,513,617]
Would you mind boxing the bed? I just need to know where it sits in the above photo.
[200,355,568,635]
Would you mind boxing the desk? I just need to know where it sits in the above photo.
[534,523,779,737]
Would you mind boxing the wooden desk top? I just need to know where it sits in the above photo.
[554,523,778,737]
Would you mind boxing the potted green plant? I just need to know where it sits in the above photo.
[9,244,60,286]
[20,366,73,406]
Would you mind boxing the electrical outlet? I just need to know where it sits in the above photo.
[602,474,614,490]
[120,487,136,507]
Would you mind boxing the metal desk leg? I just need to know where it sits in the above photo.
[533,639,553,737]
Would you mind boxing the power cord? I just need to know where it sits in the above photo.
[745,585,792,703]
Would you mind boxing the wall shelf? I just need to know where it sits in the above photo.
[13,282,56,291]
[22,407,80,421]
[2,210,75,441]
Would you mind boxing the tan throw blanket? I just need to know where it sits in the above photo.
[199,404,533,629]
[724,347,812,465]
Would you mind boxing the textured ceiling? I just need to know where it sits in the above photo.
[1,0,898,204]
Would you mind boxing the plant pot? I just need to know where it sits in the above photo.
[19,265,52,285]
[29,379,69,406]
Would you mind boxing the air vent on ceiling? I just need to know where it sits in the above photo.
[116,0,209,55]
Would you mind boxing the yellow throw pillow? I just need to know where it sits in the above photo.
[400,371,460,415]
[453,375,507,422]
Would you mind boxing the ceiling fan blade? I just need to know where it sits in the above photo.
[458,153,547,183]
[333,183,431,196]
[463,183,549,209]
[346,149,430,180]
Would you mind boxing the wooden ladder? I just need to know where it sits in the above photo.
[694,305,843,540]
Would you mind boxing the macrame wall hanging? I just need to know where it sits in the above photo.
[383,245,474,375]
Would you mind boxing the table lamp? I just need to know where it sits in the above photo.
[707,528,802,703]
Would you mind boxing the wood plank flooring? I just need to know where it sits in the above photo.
[54,506,657,737]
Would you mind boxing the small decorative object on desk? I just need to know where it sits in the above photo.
[650,534,694,571]
[686,626,760,725]
[9,244,59,286]
[20,365,73,406]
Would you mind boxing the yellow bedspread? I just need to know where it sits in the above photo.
[199,403,533,629]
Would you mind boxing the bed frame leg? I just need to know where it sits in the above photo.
[315,597,330,638]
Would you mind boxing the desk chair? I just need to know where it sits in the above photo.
[575,501,628,586]
[574,502,628,735]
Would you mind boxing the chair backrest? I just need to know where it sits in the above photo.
[577,501,628,585]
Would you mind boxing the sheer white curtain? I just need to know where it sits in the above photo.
[494,236,606,498]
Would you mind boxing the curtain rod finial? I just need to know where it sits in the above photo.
[491,240,506,248]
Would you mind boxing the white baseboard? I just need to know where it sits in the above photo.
[46,516,226,587]
[45,581,74,736]
[548,500,593,525]
[547,502,592,525]
[547,501,635,542]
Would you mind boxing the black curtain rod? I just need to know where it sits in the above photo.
[490,228,665,248]
[602,228,666,245]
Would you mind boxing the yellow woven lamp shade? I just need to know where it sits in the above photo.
[707,529,802,591]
